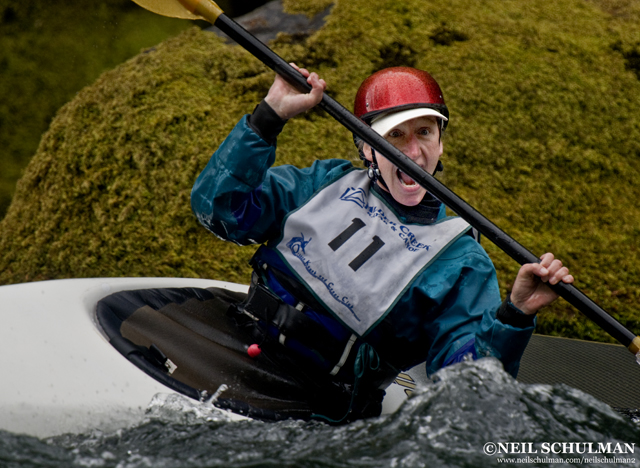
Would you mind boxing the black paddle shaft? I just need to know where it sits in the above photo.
[213,14,636,348]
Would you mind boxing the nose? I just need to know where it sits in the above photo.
[403,135,421,159]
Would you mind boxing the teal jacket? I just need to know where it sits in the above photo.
[191,115,535,378]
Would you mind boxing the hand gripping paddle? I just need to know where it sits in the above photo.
[131,0,640,362]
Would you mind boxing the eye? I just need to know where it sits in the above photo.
[387,129,403,138]
[418,127,431,136]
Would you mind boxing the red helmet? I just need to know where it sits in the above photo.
[354,67,449,132]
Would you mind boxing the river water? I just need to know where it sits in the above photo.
[2,358,639,468]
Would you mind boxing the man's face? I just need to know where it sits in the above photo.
[363,115,443,207]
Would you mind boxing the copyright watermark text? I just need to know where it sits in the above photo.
[483,442,636,465]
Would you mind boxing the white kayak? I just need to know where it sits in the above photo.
[0,277,425,438]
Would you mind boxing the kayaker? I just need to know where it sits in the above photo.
[190,65,573,422]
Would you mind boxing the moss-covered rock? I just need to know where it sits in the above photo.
[0,0,268,219]
[1,0,640,343]
[0,0,198,219]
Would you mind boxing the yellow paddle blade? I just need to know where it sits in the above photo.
[131,0,223,23]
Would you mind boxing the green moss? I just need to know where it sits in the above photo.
[1,0,640,344]
[0,0,199,219]
[282,0,334,17]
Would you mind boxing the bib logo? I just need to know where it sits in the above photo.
[339,187,367,208]
[286,233,312,255]
[286,233,359,321]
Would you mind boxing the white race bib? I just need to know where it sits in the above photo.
[276,170,470,336]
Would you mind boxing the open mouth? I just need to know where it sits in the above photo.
[396,168,417,187]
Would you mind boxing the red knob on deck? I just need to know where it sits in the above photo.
[247,344,262,358]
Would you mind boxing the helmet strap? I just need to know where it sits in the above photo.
[367,148,389,191]
[434,160,444,174]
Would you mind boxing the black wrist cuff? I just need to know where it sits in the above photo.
[496,294,536,328]
[247,100,287,145]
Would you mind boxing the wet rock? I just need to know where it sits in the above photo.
[209,0,331,43]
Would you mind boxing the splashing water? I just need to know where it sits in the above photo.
[1,358,638,468]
